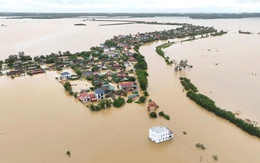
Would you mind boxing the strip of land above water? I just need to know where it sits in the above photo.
[1,12,260,19]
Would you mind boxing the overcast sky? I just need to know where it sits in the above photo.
[0,0,260,13]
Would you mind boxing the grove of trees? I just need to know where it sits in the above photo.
[180,78,260,138]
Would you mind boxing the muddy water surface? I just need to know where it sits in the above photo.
[0,18,260,163]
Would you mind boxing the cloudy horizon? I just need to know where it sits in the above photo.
[0,0,260,13]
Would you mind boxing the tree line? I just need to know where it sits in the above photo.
[180,77,260,138]
[155,42,174,65]
[133,46,148,91]
[180,77,198,92]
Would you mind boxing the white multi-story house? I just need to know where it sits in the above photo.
[60,72,71,80]
[149,126,174,143]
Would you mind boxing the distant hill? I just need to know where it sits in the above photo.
[0,12,260,19]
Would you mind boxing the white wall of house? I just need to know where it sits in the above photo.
[82,97,90,102]
[110,47,116,51]
[149,126,174,143]
[60,74,70,80]
[95,93,104,100]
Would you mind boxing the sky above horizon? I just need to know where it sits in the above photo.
[0,0,260,13]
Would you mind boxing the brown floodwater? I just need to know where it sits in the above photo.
[0,18,260,163]
[0,18,176,61]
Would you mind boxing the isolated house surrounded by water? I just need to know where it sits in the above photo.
[149,126,174,143]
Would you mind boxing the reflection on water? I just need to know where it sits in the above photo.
[0,18,260,163]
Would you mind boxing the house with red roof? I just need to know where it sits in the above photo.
[78,92,91,102]
[78,92,97,102]
[128,57,136,62]
[117,72,127,80]
[123,46,130,51]
[119,82,137,92]
[89,93,97,102]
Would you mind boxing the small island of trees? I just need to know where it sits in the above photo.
[239,30,252,34]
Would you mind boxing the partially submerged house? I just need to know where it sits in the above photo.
[78,92,91,102]
[78,91,97,102]
[82,71,93,78]
[149,126,174,143]
[94,88,105,100]
[101,84,115,93]
[147,100,159,111]
[60,72,71,80]
[119,82,137,92]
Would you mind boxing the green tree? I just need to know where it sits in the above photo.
[159,111,165,116]
[144,91,149,97]
[127,76,136,82]
[137,73,148,90]
[104,39,116,47]
[134,60,147,70]
[113,97,125,108]
[150,112,157,118]
[127,98,133,103]
[105,99,112,108]
[63,82,72,92]
[139,96,146,103]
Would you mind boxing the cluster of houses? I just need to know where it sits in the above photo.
[1,21,216,71]
[76,81,138,103]
[1,22,217,102]
[60,69,139,103]
[1,60,45,77]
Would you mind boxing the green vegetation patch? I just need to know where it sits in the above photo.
[134,46,148,91]
[195,143,206,150]
[150,112,157,118]
[113,97,125,108]
[63,82,72,92]
[179,77,198,92]
[159,111,170,120]
[180,77,260,138]
[88,99,112,111]
[155,42,174,65]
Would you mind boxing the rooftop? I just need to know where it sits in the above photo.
[150,126,169,134]
[120,82,133,88]
[94,88,105,94]
[61,72,70,75]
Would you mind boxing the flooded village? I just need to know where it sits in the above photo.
[0,22,217,111]
[1,16,260,163]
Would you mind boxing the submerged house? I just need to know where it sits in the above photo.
[89,93,97,102]
[149,126,174,143]
[101,84,115,93]
[119,82,137,92]
[94,88,105,100]
[82,71,93,78]
[78,92,91,102]
[60,72,71,80]
[78,91,97,102]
